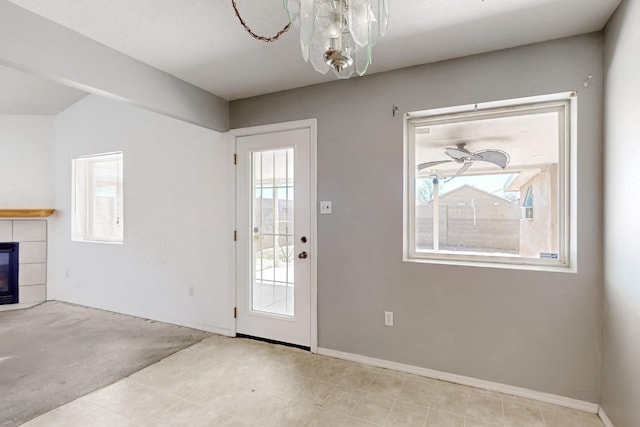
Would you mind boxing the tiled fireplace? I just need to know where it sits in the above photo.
[0,220,47,306]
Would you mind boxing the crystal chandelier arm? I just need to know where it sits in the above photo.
[284,0,301,27]
[231,0,291,42]
[299,0,316,61]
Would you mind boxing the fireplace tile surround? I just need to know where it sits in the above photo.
[0,219,47,309]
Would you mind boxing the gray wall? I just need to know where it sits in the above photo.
[602,0,640,424]
[231,34,604,402]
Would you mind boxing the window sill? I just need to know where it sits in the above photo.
[403,255,576,273]
[72,238,123,245]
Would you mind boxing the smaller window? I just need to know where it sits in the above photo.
[72,152,124,244]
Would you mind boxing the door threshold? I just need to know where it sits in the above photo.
[235,333,310,352]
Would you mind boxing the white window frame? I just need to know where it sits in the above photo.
[403,92,577,272]
[71,151,124,244]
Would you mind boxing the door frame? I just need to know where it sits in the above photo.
[230,118,318,353]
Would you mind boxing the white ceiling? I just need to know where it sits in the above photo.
[1,0,621,113]
[0,65,86,114]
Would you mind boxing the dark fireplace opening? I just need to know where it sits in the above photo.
[0,242,19,305]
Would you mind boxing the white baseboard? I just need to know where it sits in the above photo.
[598,407,615,427]
[317,347,599,414]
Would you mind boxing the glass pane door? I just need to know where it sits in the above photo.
[251,148,295,316]
[235,123,314,348]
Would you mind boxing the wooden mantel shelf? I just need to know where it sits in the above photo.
[0,209,56,218]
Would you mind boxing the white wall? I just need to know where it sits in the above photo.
[49,95,233,334]
[602,0,640,425]
[0,115,54,207]
[231,34,604,402]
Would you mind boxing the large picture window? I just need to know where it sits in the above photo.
[72,152,124,244]
[404,93,574,269]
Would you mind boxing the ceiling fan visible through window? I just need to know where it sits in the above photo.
[417,143,510,181]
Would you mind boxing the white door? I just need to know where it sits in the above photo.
[235,121,316,349]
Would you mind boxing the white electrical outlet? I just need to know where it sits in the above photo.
[320,200,332,214]
[384,311,394,327]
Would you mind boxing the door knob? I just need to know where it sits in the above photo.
[298,251,308,259]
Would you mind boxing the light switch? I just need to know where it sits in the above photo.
[320,201,332,214]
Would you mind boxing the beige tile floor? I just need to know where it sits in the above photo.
[23,335,605,427]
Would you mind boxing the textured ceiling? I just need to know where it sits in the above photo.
[6,0,621,102]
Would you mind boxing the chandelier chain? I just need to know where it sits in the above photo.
[231,0,290,42]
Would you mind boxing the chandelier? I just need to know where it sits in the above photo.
[231,0,388,79]
[284,0,389,79]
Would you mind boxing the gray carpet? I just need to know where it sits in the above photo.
[0,301,211,427]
